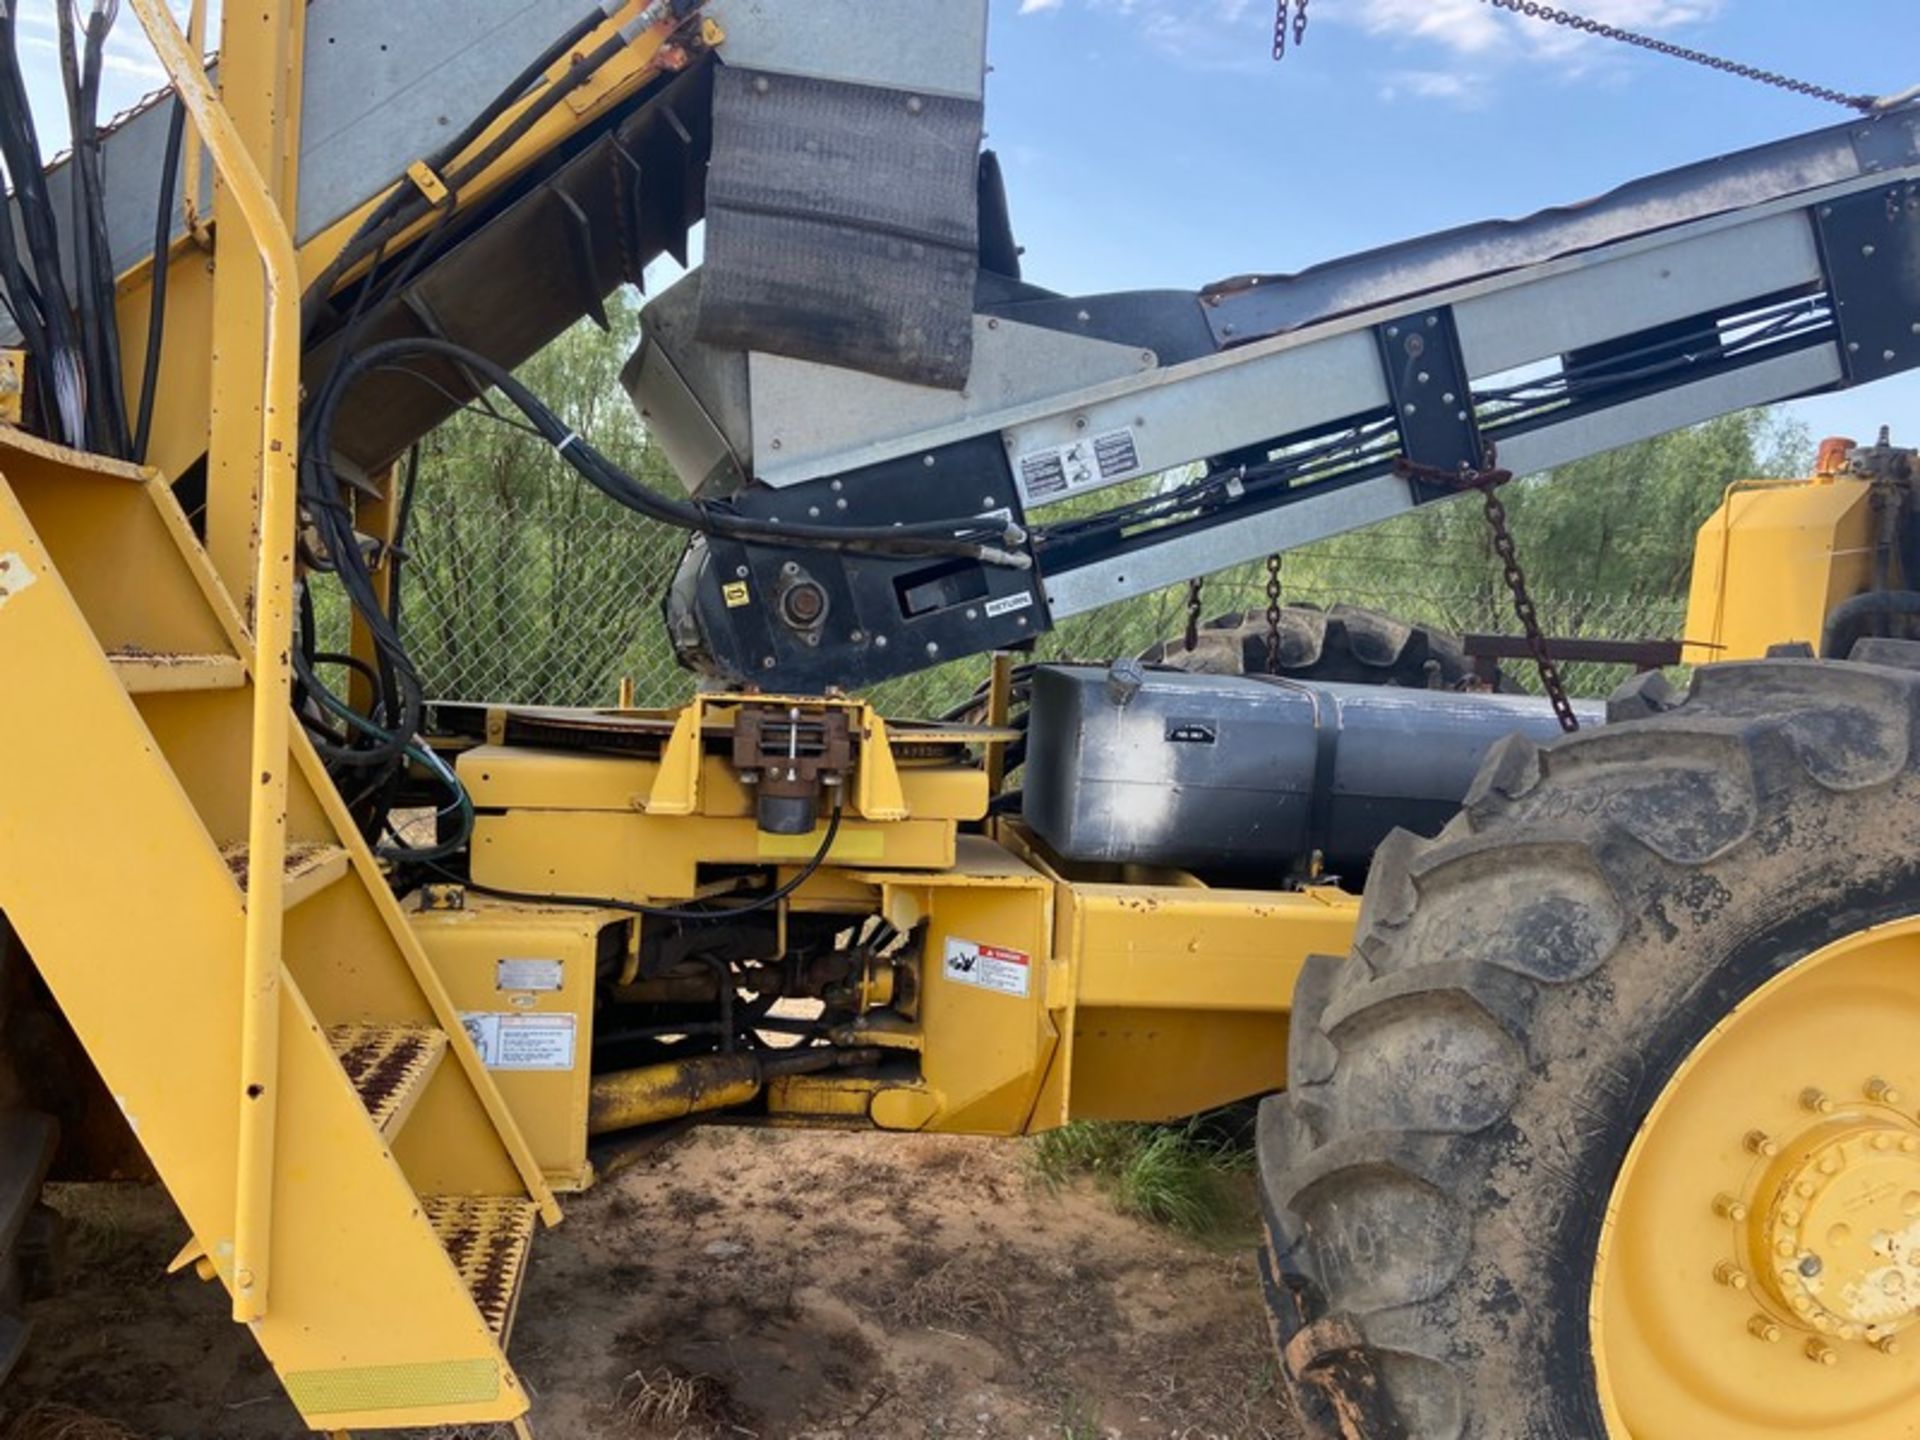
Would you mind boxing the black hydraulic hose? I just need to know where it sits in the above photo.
[310,337,1025,564]
[76,4,131,457]
[0,5,87,445]
[428,799,847,924]
[299,2,626,336]
[133,98,187,464]
[1821,591,1920,660]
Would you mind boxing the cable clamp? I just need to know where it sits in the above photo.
[556,431,584,457]
[405,160,453,209]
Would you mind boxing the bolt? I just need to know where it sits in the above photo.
[1750,1315,1783,1342]
[752,76,770,94]
[1876,1335,1903,1356]
[1802,1088,1836,1115]
[923,455,937,468]
[906,96,924,114]
[1715,1262,1750,1290]
[1887,351,1901,364]
[1864,244,1878,258]
[761,657,776,671]
[1418,371,1432,385]
[1427,315,1440,328]
[849,630,865,644]
[1387,326,1400,339]
[1443,392,1457,405]
[1807,1339,1839,1367]
[925,642,940,658]
[1714,1193,1750,1222]
[1800,1254,1825,1278]
[1404,403,1419,416]
[836,498,848,511]
[1746,1130,1780,1157]
[1777,1239,1798,1257]
[736,565,751,579]
[1782,1207,1803,1226]
[1870,1078,1904,1105]
[770,438,783,450]
[1074,416,1088,431]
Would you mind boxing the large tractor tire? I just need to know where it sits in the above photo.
[1258,658,1920,1439]
[1140,602,1496,691]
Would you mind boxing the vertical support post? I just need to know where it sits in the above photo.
[130,0,303,1326]
[179,0,212,246]
[204,0,305,615]
[984,651,1015,796]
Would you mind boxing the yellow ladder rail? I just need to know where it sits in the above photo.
[128,0,301,1326]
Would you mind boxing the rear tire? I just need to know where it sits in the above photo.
[1258,659,1920,1437]
[1140,602,1499,691]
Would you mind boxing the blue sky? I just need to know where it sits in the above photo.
[30,0,1920,453]
[985,0,1920,450]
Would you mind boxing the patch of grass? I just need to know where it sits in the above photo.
[888,1255,1013,1329]
[1028,1111,1257,1242]
[611,1365,738,1438]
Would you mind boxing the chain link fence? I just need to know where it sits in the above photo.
[384,485,1691,719]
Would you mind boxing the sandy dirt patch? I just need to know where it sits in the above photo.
[5,1127,1297,1439]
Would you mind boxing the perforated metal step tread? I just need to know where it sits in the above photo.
[109,650,246,693]
[218,842,350,909]
[327,1023,447,1139]
[423,1195,539,1342]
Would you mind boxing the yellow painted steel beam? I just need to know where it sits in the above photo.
[130,0,303,1325]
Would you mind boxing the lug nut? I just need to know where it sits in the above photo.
[1749,1315,1783,1342]
[1714,1193,1750,1221]
[1745,1130,1779,1157]
[1715,1262,1750,1290]
[1807,1338,1840,1367]
[1802,1088,1836,1115]
[1869,1077,1904,1105]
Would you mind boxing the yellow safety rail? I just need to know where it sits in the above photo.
[128,0,301,1325]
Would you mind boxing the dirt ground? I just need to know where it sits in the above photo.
[3,1127,1297,1440]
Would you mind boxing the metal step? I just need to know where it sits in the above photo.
[328,1023,448,1140]
[110,650,247,694]
[218,842,351,910]
[423,1196,539,1343]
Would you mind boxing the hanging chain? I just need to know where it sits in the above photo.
[1184,576,1205,653]
[1272,0,1307,60]
[1395,453,1579,733]
[1480,1,1874,112]
[1263,554,1285,676]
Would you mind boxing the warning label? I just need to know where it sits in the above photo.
[943,937,1032,999]
[460,1012,577,1071]
[1016,426,1141,503]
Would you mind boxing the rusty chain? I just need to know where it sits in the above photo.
[1264,553,1285,675]
[1184,576,1205,653]
[1395,454,1580,733]
[1275,0,1872,110]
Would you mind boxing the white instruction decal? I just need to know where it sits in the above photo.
[0,552,38,610]
[1016,427,1141,503]
[496,957,565,993]
[943,937,1032,998]
[461,1012,577,1071]
[984,591,1035,619]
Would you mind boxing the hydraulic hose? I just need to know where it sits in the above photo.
[1821,591,1920,660]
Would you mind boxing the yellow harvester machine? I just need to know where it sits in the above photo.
[2,2,1920,1435]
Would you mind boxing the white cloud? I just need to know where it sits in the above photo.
[1013,0,1269,72]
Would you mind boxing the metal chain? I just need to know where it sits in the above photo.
[1477,480,1580,733]
[1272,0,1307,59]
[1394,454,1579,733]
[1184,576,1205,653]
[1264,554,1285,676]
[1481,0,1874,112]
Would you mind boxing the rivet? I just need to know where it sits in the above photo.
[1802,1088,1835,1115]
[1749,1315,1783,1342]
[1746,1130,1780,1157]
[1714,1193,1749,1221]
[1807,1338,1839,1366]
[1864,244,1878,257]
[1869,1078,1904,1104]
[1715,1262,1750,1290]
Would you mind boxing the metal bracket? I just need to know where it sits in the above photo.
[1375,308,1482,502]
[1815,181,1920,386]
[1850,113,1920,175]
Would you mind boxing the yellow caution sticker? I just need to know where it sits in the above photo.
[722,581,751,608]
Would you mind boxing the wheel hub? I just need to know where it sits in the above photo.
[1751,1112,1920,1345]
